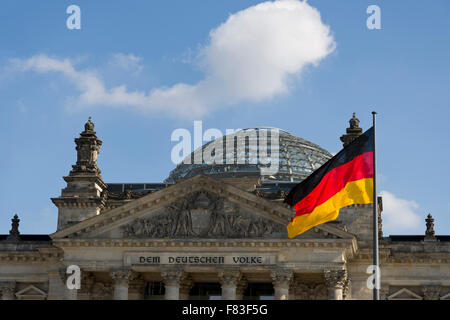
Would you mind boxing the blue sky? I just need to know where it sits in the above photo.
[0,0,449,235]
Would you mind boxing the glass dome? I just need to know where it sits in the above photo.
[165,127,332,183]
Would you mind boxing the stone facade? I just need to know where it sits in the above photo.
[1,118,449,300]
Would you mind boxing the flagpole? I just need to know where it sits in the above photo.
[372,111,380,300]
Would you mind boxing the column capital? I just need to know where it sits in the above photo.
[218,268,242,288]
[270,268,293,288]
[161,266,185,287]
[324,269,347,289]
[422,285,441,300]
[110,268,133,285]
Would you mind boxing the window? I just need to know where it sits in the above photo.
[243,283,274,300]
[189,282,222,300]
[144,281,165,300]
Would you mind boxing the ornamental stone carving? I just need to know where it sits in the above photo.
[324,270,347,289]
[79,272,95,298]
[121,191,285,238]
[425,214,436,240]
[179,276,194,300]
[7,215,20,241]
[422,285,441,300]
[236,278,248,300]
[380,287,389,300]
[161,267,185,287]
[110,269,132,286]
[293,283,327,300]
[69,117,103,176]
[90,282,113,300]
[271,268,293,288]
[218,268,242,288]
[0,281,16,300]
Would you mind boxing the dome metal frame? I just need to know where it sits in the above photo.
[166,127,332,183]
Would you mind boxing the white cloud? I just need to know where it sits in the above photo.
[10,0,335,117]
[109,53,143,74]
[380,190,422,233]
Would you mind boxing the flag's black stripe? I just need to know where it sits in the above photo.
[284,127,374,206]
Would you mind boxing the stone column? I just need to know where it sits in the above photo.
[78,272,95,300]
[64,287,78,300]
[422,285,441,300]
[236,278,248,300]
[47,269,66,300]
[110,269,132,300]
[179,276,193,300]
[161,267,184,300]
[129,275,146,300]
[219,268,241,300]
[0,281,16,300]
[271,269,293,300]
[324,270,347,300]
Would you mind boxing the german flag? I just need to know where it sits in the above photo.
[284,127,374,238]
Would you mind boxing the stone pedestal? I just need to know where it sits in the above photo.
[271,269,293,300]
[324,270,347,300]
[161,267,184,300]
[110,269,132,300]
[0,282,16,300]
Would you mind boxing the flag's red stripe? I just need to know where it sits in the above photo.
[293,151,373,217]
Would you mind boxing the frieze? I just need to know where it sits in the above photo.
[124,252,277,266]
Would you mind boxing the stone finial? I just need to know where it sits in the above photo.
[340,113,363,147]
[425,213,435,239]
[84,117,95,133]
[70,118,103,176]
[349,112,360,129]
[7,214,20,241]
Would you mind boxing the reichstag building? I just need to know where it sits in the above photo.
[1,115,449,300]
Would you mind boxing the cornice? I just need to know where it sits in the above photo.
[0,248,63,263]
[52,237,356,251]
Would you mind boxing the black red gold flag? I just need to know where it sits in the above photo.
[284,127,374,238]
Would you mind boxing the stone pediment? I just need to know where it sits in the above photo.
[388,288,423,300]
[51,175,354,240]
[15,285,47,300]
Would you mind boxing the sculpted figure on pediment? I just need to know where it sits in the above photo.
[121,191,285,238]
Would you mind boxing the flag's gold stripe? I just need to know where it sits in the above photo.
[287,178,374,238]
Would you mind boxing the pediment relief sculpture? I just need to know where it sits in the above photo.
[120,190,286,239]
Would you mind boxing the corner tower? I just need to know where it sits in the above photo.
[52,118,107,230]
